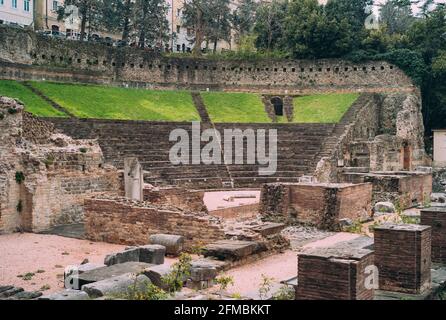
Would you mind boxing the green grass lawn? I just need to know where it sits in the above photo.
[30,82,200,121]
[0,80,67,117]
[201,92,271,123]
[292,93,359,123]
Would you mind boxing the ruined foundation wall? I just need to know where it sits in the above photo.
[314,92,429,182]
[85,197,226,249]
[0,97,120,233]
[260,183,372,230]
[0,26,415,94]
[143,187,207,213]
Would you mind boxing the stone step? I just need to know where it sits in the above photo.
[203,240,265,261]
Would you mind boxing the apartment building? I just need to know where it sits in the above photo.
[0,0,33,27]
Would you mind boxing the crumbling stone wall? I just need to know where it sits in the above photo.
[0,25,414,94]
[433,167,446,193]
[259,183,373,230]
[341,172,432,208]
[0,97,120,233]
[85,196,226,249]
[314,92,429,182]
[143,186,207,213]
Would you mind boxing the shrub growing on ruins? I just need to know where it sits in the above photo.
[215,275,234,297]
[0,112,4,120]
[272,285,295,300]
[161,253,192,293]
[16,200,23,213]
[15,171,25,184]
[258,274,274,300]
[123,280,169,301]
[79,147,88,154]
[7,107,18,114]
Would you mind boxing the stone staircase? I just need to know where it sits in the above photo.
[191,92,211,123]
[48,118,335,189]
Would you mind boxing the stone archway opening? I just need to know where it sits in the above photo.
[271,97,284,116]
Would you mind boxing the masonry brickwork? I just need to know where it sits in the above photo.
[259,183,373,230]
[374,224,432,294]
[84,196,226,249]
[0,25,415,94]
[296,247,375,300]
[420,208,446,264]
[0,97,120,234]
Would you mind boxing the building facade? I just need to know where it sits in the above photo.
[0,0,33,27]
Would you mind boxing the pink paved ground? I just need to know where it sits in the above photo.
[0,233,127,294]
[203,191,260,212]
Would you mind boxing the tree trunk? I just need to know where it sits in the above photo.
[213,39,218,53]
[121,0,131,41]
[192,9,204,56]
[80,14,87,42]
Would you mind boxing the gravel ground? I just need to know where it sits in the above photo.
[0,233,126,294]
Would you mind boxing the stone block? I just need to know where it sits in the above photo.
[104,248,140,266]
[75,262,153,288]
[39,290,90,300]
[203,240,262,261]
[296,247,375,300]
[138,245,166,265]
[142,264,172,290]
[374,223,432,294]
[82,274,151,299]
[250,223,286,237]
[190,262,218,282]
[149,234,185,256]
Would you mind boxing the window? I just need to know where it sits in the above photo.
[52,0,59,11]
[12,0,17,9]
[24,0,30,11]
[0,0,4,6]
[176,25,181,33]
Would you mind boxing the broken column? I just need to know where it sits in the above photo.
[149,234,185,256]
[124,157,143,201]
[374,223,432,294]
[420,207,446,264]
[296,247,375,300]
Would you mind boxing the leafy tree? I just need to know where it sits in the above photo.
[101,0,134,41]
[58,0,102,41]
[207,0,232,53]
[379,0,415,34]
[133,0,170,49]
[232,0,257,43]
[182,0,210,55]
[253,0,287,51]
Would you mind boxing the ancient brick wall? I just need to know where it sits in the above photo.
[0,97,120,234]
[260,183,373,230]
[420,208,446,264]
[374,224,432,294]
[296,248,375,300]
[143,187,207,213]
[0,25,415,94]
[84,196,226,249]
[341,172,432,208]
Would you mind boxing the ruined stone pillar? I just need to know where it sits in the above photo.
[374,223,432,294]
[124,157,143,201]
[296,247,375,300]
[420,207,446,264]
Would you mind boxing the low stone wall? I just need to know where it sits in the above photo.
[209,203,259,220]
[341,171,432,209]
[143,186,207,213]
[420,208,446,264]
[259,182,373,230]
[85,196,226,249]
